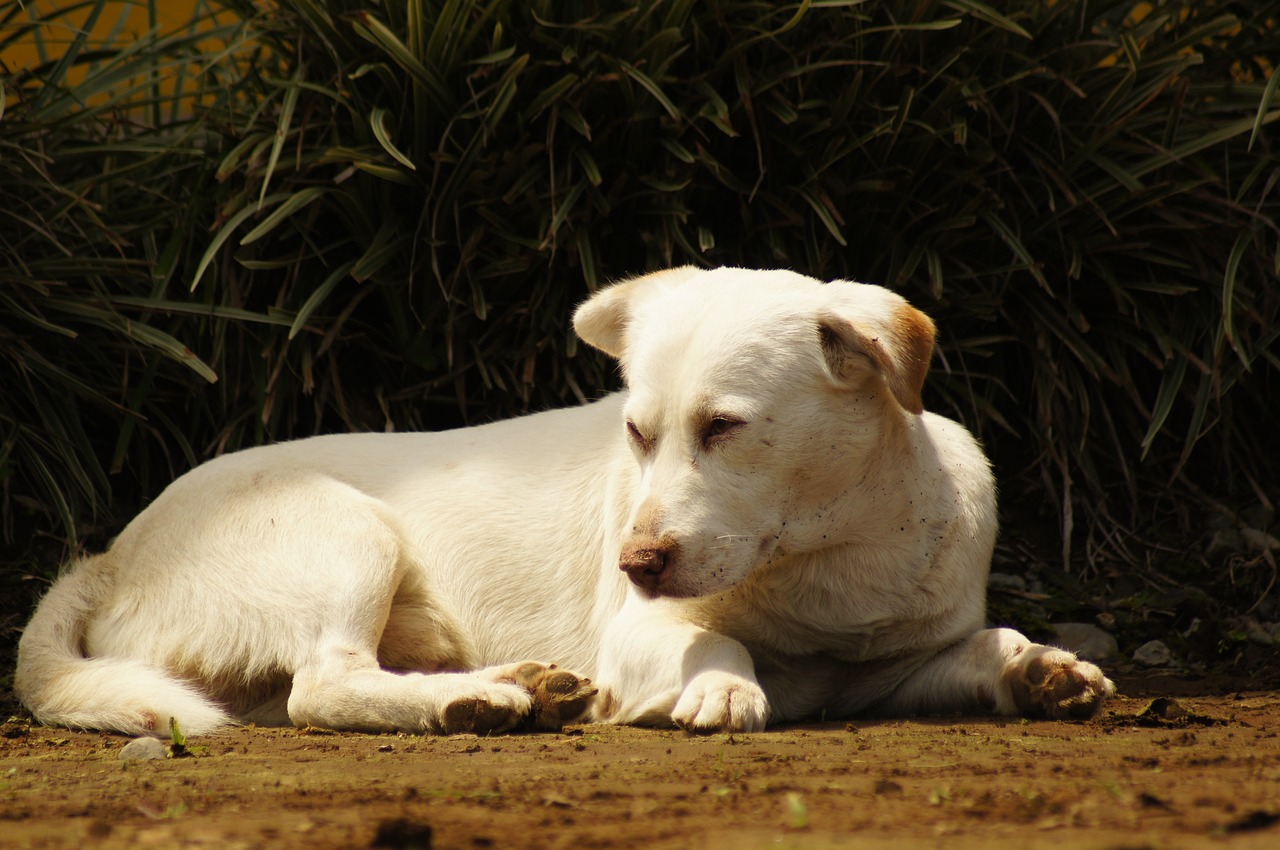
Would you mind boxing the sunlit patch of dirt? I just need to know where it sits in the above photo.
[2,682,1279,849]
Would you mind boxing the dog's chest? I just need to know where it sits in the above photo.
[689,550,966,664]
[693,591,918,663]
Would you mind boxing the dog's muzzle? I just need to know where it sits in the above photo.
[618,544,675,593]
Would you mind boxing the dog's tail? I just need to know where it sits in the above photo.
[15,555,231,737]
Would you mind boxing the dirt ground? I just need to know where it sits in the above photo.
[2,674,1278,850]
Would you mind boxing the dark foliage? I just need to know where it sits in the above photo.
[3,0,1278,578]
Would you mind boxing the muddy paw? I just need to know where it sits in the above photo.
[496,662,598,731]
[439,694,526,735]
[1006,646,1116,720]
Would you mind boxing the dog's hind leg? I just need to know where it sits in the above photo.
[288,635,597,734]
[78,464,590,735]
[277,499,594,734]
[287,641,533,734]
[869,628,1116,720]
[275,492,595,733]
[288,647,597,734]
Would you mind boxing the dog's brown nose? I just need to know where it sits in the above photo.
[619,546,672,592]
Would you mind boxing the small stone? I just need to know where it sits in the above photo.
[1051,623,1119,661]
[0,721,29,739]
[1206,529,1248,560]
[1207,525,1280,560]
[1239,527,1280,552]
[987,572,1027,593]
[1230,616,1276,646]
[1133,640,1174,667]
[120,736,170,761]
[371,818,433,849]
[1240,504,1276,532]
[874,778,903,795]
[1140,697,1187,721]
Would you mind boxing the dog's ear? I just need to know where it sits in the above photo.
[817,302,936,415]
[574,266,701,358]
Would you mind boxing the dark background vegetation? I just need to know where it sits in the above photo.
[3,0,1279,709]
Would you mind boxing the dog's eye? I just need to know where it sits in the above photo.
[703,417,744,446]
[626,420,653,452]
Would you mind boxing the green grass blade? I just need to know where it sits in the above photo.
[289,259,356,339]
[191,192,293,291]
[1221,230,1251,357]
[370,107,417,170]
[240,187,329,246]
[941,0,1031,39]
[349,11,452,112]
[258,68,303,206]
[981,212,1049,291]
[618,59,682,121]
[1249,65,1280,152]
[1140,353,1188,460]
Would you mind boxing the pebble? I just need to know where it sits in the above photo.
[1230,615,1278,646]
[1207,526,1280,560]
[120,736,170,761]
[987,572,1027,593]
[1132,639,1175,667]
[1051,623,1119,661]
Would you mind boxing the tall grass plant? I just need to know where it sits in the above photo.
[3,0,1278,579]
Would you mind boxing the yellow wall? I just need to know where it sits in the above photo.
[4,0,214,72]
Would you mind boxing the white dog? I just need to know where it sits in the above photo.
[16,267,1114,737]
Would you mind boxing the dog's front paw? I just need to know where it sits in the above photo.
[1004,646,1116,720]
[492,661,598,731]
[672,671,770,733]
[436,681,534,735]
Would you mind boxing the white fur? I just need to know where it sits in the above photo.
[15,267,1113,736]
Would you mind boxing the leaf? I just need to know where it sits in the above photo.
[1140,354,1187,459]
[370,107,417,171]
[981,212,1049,291]
[618,60,682,121]
[799,188,846,246]
[574,148,603,186]
[354,161,420,185]
[860,19,963,36]
[191,193,294,291]
[1130,110,1280,180]
[23,449,78,551]
[53,301,218,383]
[1221,230,1251,356]
[786,792,809,829]
[525,72,579,120]
[941,0,1032,39]
[239,187,329,246]
[258,67,304,207]
[289,260,356,339]
[1250,65,1280,152]
[349,11,452,113]
[31,0,106,107]
[351,220,405,282]
[169,717,187,748]
[770,0,813,38]
[108,297,295,327]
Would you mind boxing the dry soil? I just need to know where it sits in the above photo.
[2,675,1278,850]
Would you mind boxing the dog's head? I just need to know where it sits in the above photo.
[574,267,937,598]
